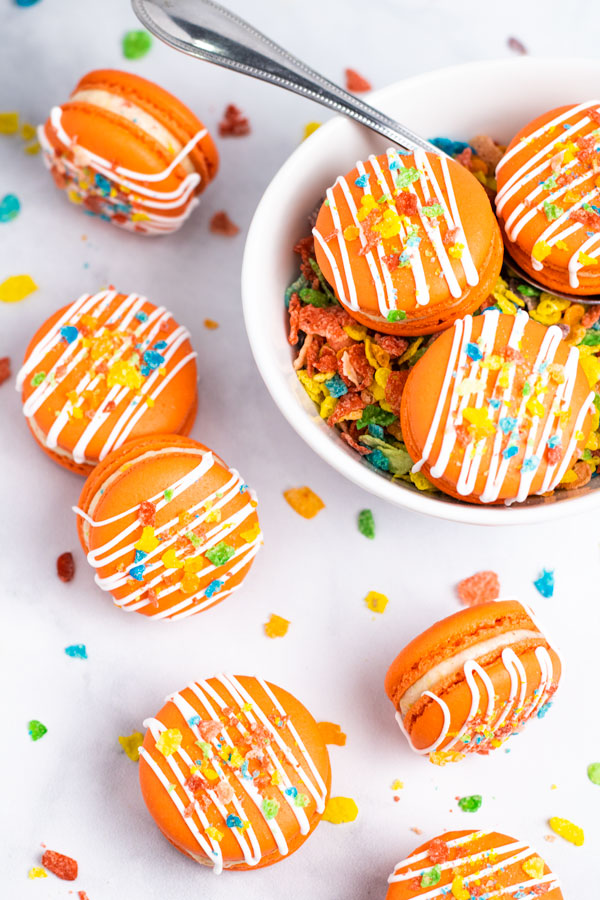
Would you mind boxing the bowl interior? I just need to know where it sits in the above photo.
[242,57,600,524]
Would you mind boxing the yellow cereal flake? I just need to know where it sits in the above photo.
[135,525,159,553]
[343,225,359,241]
[21,122,36,140]
[555,239,569,251]
[526,397,545,418]
[283,486,325,519]
[578,251,598,267]
[448,243,464,259]
[322,796,358,824]
[107,360,143,391]
[161,547,184,570]
[0,274,37,303]
[240,523,261,543]
[206,826,224,841]
[357,193,377,221]
[156,728,183,757]
[522,856,545,879]
[532,240,552,262]
[364,337,390,369]
[391,779,404,790]
[320,395,337,419]
[297,368,324,403]
[0,111,19,134]
[429,750,465,766]
[364,590,389,614]
[302,121,321,140]
[204,318,219,329]
[463,407,496,435]
[180,572,201,594]
[118,731,144,761]
[548,816,584,846]
[581,354,600,389]
[451,875,471,900]
[344,323,368,341]
[264,613,290,638]
[28,867,47,879]
[410,470,436,491]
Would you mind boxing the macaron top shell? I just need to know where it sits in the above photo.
[139,674,331,872]
[386,830,563,899]
[400,309,595,503]
[18,290,197,471]
[313,149,502,334]
[75,436,262,620]
[496,100,600,293]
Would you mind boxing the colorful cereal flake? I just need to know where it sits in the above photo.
[28,867,47,879]
[218,104,250,137]
[322,796,358,824]
[587,762,600,785]
[209,210,239,236]
[302,122,321,140]
[122,29,153,59]
[0,274,37,303]
[533,568,555,598]
[317,721,347,746]
[264,613,290,638]
[0,193,20,222]
[283,486,325,519]
[65,643,87,659]
[0,357,11,386]
[548,816,585,845]
[28,719,47,741]
[56,551,75,582]
[357,508,375,539]
[457,794,482,812]
[364,590,388,614]
[156,728,183,757]
[41,849,78,880]
[118,731,144,761]
[344,68,372,93]
[456,570,500,606]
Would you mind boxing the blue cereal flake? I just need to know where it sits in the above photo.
[367,448,390,471]
[134,550,147,564]
[325,374,348,398]
[60,325,79,344]
[142,349,165,371]
[534,568,555,598]
[239,484,248,493]
[429,137,471,157]
[65,643,87,659]
[354,173,370,188]
[153,340,167,351]
[205,579,224,599]
[188,715,201,727]
[226,814,243,828]
[502,445,518,460]
[0,193,21,222]
[489,398,501,409]
[466,342,483,361]
[94,172,112,195]
[135,310,148,322]
[284,786,298,797]
[499,416,518,434]
[521,455,540,473]
[129,563,146,581]
[368,423,384,439]
[548,434,561,448]
[537,701,553,719]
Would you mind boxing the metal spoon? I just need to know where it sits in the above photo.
[132,0,600,305]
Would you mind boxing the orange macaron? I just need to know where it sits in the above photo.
[75,435,262,620]
[313,149,503,336]
[400,309,596,503]
[139,674,331,871]
[386,830,563,899]
[385,600,561,763]
[496,100,600,294]
[17,289,198,475]
[39,69,219,234]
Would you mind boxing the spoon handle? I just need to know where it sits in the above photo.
[132,0,443,155]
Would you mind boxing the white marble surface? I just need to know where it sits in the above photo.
[1,0,599,897]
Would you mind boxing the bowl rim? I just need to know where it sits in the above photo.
[241,56,600,525]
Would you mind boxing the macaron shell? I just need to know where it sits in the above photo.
[496,102,600,295]
[314,151,503,335]
[78,436,261,619]
[386,830,563,899]
[75,69,218,185]
[139,676,331,869]
[407,643,561,752]
[400,313,594,503]
[20,297,198,469]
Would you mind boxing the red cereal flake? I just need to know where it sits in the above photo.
[41,850,78,881]
[570,207,600,232]
[504,347,524,363]
[582,306,600,328]
[313,344,338,374]
[339,343,374,389]
[455,146,473,170]
[78,893,90,900]
[345,68,372,93]
[357,228,382,256]
[218,104,250,137]
[507,36,527,54]
[395,192,418,216]
[143,588,159,609]
[443,226,460,246]
[384,253,400,271]
[306,334,325,377]
[456,570,500,606]
[546,445,563,466]
[183,801,196,818]
[209,211,240,236]
[56,552,75,583]
[340,430,371,455]
[298,305,355,352]
[428,837,450,863]
[455,423,471,448]
[384,370,409,413]
[185,773,204,794]
[294,235,320,286]
[374,334,409,357]
[288,292,301,345]
[0,356,11,386]
[589,108,600,126]
[138,501,156,527]
[328,392,366,426]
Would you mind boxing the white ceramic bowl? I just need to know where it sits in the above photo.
[242,57,600,525]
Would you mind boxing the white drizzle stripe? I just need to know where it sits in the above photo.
[311,229,349,305]
[324,185,359,310]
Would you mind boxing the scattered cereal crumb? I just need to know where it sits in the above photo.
[411,826,423,835]
[507,36,528,54]
[345,68,372,93]
[24,141,40,155]
[218,104,250,137]
[533,568,554,598]
[364,590,388,614]
[456,570,500,606]
[41,850,78,881]
[283,486,324,518]
[65,644,87,659]
[391,779,403,790]
[156,728,182,757]
[118,732,144,761]
[122,29,152,59]
[57,551,75,582]
[21,122,36,140]
[322,796,358,824]
[0,193,20,222]
[28,719,47,741]
[548,816,584,846]
[357,508,375,539]
[317,722,347,746]
[0,357,11,386]
[78,892,90,900]
[28,867,47,879]
[429,750,465,766]
[302,121,321,140]
[544,834,556,842]
[204,318,219,330]
[458,794,482,812]
[264,613,290,638]
[209,210,240,236]
[522,856,545,879]
[0,274,37,303]
[587,762,600,785]
[0,111,19,133]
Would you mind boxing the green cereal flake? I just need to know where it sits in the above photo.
[387,309,407,322]
[358,508,375,539]
[395,167,420,189]
[458,794,482,812]
[28,719,47,741]
[262,798,280,819]
[356,404,397,430]
[206,542,235,566]
[421,865,441,888]
[587,762,600,785]
[299,287,330,308]
[30,371,46,386]
[164,488,173,501]
[122,30,152,60]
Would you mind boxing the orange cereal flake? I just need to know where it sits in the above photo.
[317,721,347,746]
[456,570,500,606]
[345,68,372,93]
[264,613,290,638]
[203,318,219,330]
[283,486,325,518]
[209,210,240,236]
